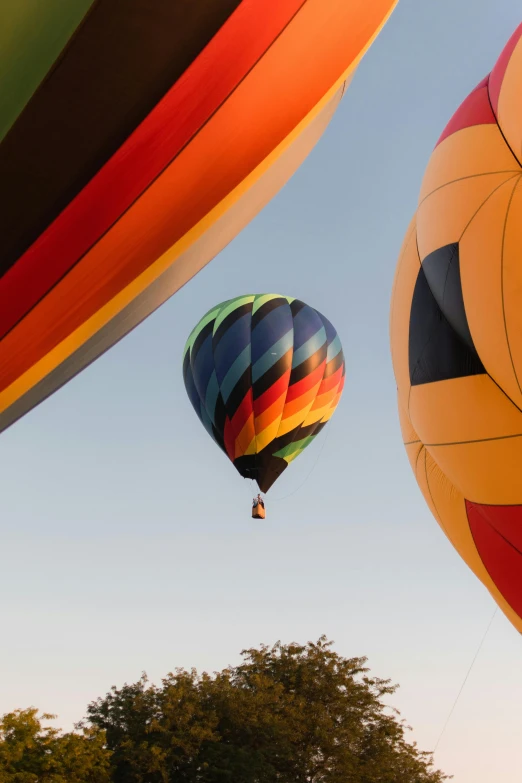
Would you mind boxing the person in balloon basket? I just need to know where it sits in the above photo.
[252,494,266,519]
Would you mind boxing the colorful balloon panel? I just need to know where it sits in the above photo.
[0,0,396,434]
[390,24,522,633]
[183,295,345,492]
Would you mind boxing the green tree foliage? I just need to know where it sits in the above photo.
[0,708,111,783]
[85,637,449,782]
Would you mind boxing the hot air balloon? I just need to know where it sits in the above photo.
[0,0,395,436]
[183,295,345,512]
[390,23,522,633]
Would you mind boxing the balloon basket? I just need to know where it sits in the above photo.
[252,504,266,520]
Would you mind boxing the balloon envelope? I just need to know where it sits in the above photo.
[390,24,522,633]
[0,0,396,434]
[183,295,345,492]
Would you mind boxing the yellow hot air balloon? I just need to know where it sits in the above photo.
[390,24,522,633]
[0,0,396,434]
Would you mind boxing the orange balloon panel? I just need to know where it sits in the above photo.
[0,0,398,432]
[390,23,522,634]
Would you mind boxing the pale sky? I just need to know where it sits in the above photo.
[1,2,521,781]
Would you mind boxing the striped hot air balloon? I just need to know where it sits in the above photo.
[0,0,396,434]
[183,295,345,493]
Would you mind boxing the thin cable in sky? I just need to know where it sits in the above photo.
[434,606,498,752]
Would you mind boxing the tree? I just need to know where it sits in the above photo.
[86,637,450,782]
[0,708,111,783]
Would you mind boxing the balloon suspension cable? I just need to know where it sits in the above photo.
[270,429,330,503]
[433,606,497,753]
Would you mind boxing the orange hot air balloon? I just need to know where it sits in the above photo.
[0,0,396,435]
[390,23,522,633]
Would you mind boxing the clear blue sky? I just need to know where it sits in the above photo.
[1,2,521,780]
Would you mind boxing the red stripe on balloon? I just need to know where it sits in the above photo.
[253,368,291,417]
[230,390,254,440]
[316,363,343,394]
[436,81,496,148]
[473,76,490,92]
[285,360,326,402]
[466,499,522,618]
[0,0,307,341]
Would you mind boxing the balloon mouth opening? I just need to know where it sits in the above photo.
[234,454,287,494]
[466,500,522,618]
